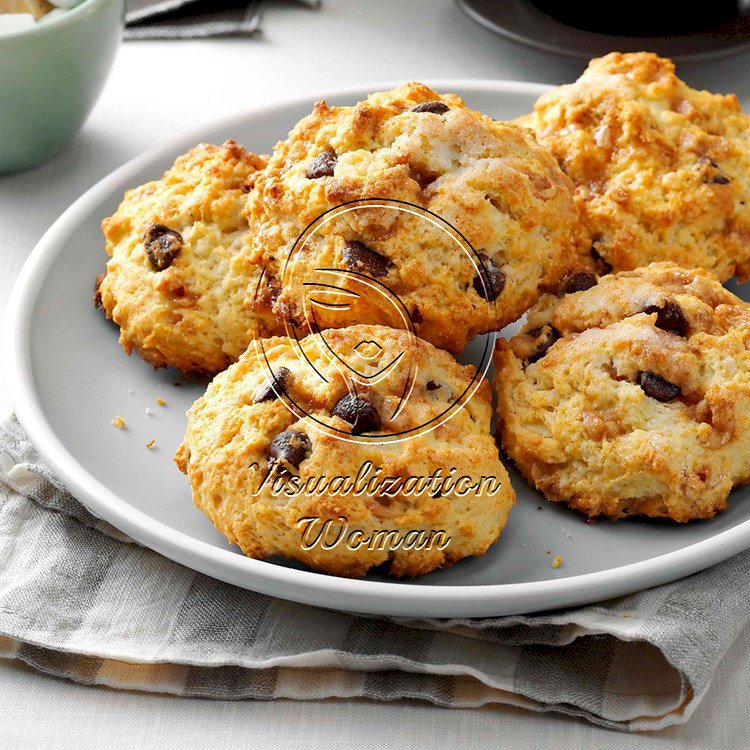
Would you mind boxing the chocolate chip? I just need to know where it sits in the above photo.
[411,101,449,114]
[268,429,311,472]
[426,380,440,391]
[144,224,182,271]
[411,306,423,324]
[527,326,560,364]
[698,156,731,184]
[638,371,680,402]
[254,367,291,403]
[643,301,688,337]
[305,149,337,179]
[332,394,381,435]
[342,241,391,278]
[472,253,505,301]
[94,272,105,309]
[561,272,598,295]
[591,246,612,275]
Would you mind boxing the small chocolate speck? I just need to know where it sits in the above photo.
[643,301,688,337]
[332,394,381,435]
[144,224,182,272]
[254,367,291,404]
[269,429,311,472]
[411,101,449,114]
[638,371,680,401]
[561,272,597,295]
[527,326,560,364]
[472,253,505,301]
[342,241,391,278]
[305,149,337,179]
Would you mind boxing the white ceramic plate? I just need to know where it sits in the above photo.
[7,80,750,618]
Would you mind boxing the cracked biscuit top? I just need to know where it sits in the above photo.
[175,324,515,577]
[522,52,750,281]
[98,140,280,376]
[494,262,750,521]
[246,82,585,353]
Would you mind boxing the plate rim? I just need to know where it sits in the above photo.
[7,77,750,618]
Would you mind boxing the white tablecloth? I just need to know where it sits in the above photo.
[1,1,749,746]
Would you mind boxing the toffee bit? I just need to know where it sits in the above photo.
[111,416,125,429]
[551,554,563,569]
[146,440,155,449]
[156,398,167,406]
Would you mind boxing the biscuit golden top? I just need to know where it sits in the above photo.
[177,324,514,576]
[246,82,584,353]
[525,52,750,281]
[495,262,750,521]
[98,141,277,375]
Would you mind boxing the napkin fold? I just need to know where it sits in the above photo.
[125,0,320,40]
[0,415,748,732]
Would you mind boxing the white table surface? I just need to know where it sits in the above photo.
[2,1,750,747]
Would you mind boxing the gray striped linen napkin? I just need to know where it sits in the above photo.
[1,415,749,732]
[125,0,320,40]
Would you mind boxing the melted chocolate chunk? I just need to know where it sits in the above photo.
[411,101,449,114]
[411,306,423,324]
[254,367,291,403]
[561,272,598,295]
[342,240,391,278]
[144,224,183,271]
[426,380,440,391]
[712,174,731,185]
[638,371,680,401]
[590,246,612,275]
[305,149,337,179]
[332,394,381,435]
[643,301,689,337]
[268,429,311,472]
[527,326,560,364]
[472,253,505,301]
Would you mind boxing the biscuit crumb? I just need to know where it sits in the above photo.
[157,398,166,406]
[145,407,153,416]
[146,440,155,449]
[551,554,563,569]
[111,416,125,429]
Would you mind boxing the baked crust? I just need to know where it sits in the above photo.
[176,324,515,577]
[494,262,750,521]
[247,82,586,354]
[522,52,750,281]
[99,140,280,376]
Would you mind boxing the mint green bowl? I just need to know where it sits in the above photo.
[0,0,124,174]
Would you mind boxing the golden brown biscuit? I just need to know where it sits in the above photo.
[494,262,750,521]
[176,324,515,577]
[522,52,750,281]
[98,140,280,376]
[246,82,585,354]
